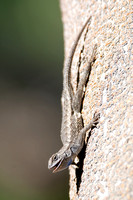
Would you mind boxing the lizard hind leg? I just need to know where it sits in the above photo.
[72,45,97,113]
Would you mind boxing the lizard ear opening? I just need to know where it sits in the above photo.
[70,145,79,154]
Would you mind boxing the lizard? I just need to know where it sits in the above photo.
[48,16,100,173]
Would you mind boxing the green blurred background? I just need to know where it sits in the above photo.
[0,0,69,199]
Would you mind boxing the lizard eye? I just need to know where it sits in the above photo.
[53,154,58,161]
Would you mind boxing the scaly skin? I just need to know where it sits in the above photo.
[48,17,99,173]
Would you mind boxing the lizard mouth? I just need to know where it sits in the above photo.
[52,158,63,173]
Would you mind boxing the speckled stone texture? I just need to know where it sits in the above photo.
[60,0,133,199]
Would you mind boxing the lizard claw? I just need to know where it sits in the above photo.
[92,112,100,126]
[71,162,79,169]
[93,112,100,120]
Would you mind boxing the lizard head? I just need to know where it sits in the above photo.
[48,147,74,173]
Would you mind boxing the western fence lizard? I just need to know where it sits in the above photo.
[48,16,99,173]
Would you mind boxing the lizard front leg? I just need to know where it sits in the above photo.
[80,112,100,136]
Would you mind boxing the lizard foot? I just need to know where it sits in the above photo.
[92,112,100,127]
